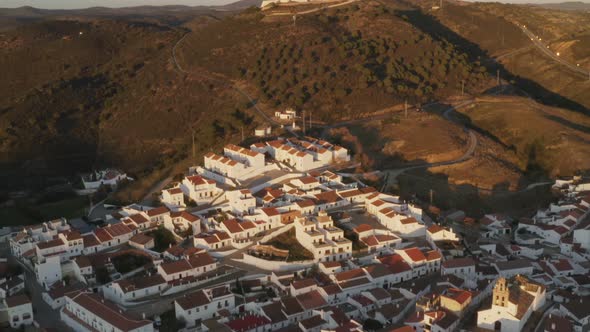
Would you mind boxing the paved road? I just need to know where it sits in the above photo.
[265,0,360,16]
[380,100,478,190]
[518,23,590,79]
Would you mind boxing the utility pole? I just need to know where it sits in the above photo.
[192,129,196,163]
[241,126,244,142]
[461,80,465,96]
[497,69,500,86]
[302,110,306,134]
[429,189,434,206]
[404,100,408,118]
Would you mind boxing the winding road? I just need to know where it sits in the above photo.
[518,23,590,79]
[380,100,478,190]
[171,33,278,128]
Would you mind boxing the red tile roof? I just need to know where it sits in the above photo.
[295,290,327,310]
[188,252,215,268]
[354,224,373,234]
[226,314,271,332]
[5,294,30,308]
[222,219,244,234]
[146,206,170,217]
[314,191,342,204]
[378,254,412,274]
[402,247,426,262]
[128,214,149,225]
[261,207,280,217]
[442,257,475,269]
[129,233,153,245]
[104,223,133,238]
[442,288,472,305]
[335,268,366,282]
[166,187,183,195]
[37,238,65,250]
[159,260,192,275]
[94,228,113,243]
[67,292,152,331]
[291,278,317,290]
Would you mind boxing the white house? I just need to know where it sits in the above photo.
[157,253,216,282]
[224,144,265,169]
[175,285,235,328]
[61,292,154,332]
[35,255,62,290]
[294,212,352,262]
[426,224,460,248]
[274,108,297,120]
[161,187,185,210]
[81,169,130,190]
[396,247,442,277]
[180,174,223,205]
[5,295,33,329]
[128,233,155,250]
[226,189,256,215]
[193,231,232,250]
[441,257,476,278]
[493,259,534,278]
[103,274,167,304]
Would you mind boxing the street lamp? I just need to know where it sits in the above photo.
[556,52,560,57]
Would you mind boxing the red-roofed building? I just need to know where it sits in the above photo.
[440,288,472,315]
[161,187,185,210]
[61,292,153,332]
[226,314,271,332]
[180,174,222,206]
[397,247,441,277]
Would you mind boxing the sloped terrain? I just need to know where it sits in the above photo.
[176,1,493,121]
[0,19,251,191]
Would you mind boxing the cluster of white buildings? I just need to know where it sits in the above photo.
[7,132,590,332]
[294,211,353,262]
[515,179,590,262]
[251,137,350,171]
[81,169,131,190]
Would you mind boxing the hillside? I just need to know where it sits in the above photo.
[2,0,590,200]
[456,95,590,177]
[423,1,590,113]
[176,1,494,122]
[0,18,255,193]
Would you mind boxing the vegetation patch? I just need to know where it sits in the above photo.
[0,195,87,226]
[263,228,314,261]
[112,253,152,274]
[147,226,177,253]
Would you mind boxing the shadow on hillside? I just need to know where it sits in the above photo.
[395,8,590,115]
[543,114,590,134]
[432,103,515,152]
[394,166,553,219]
[323,112,552,219]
